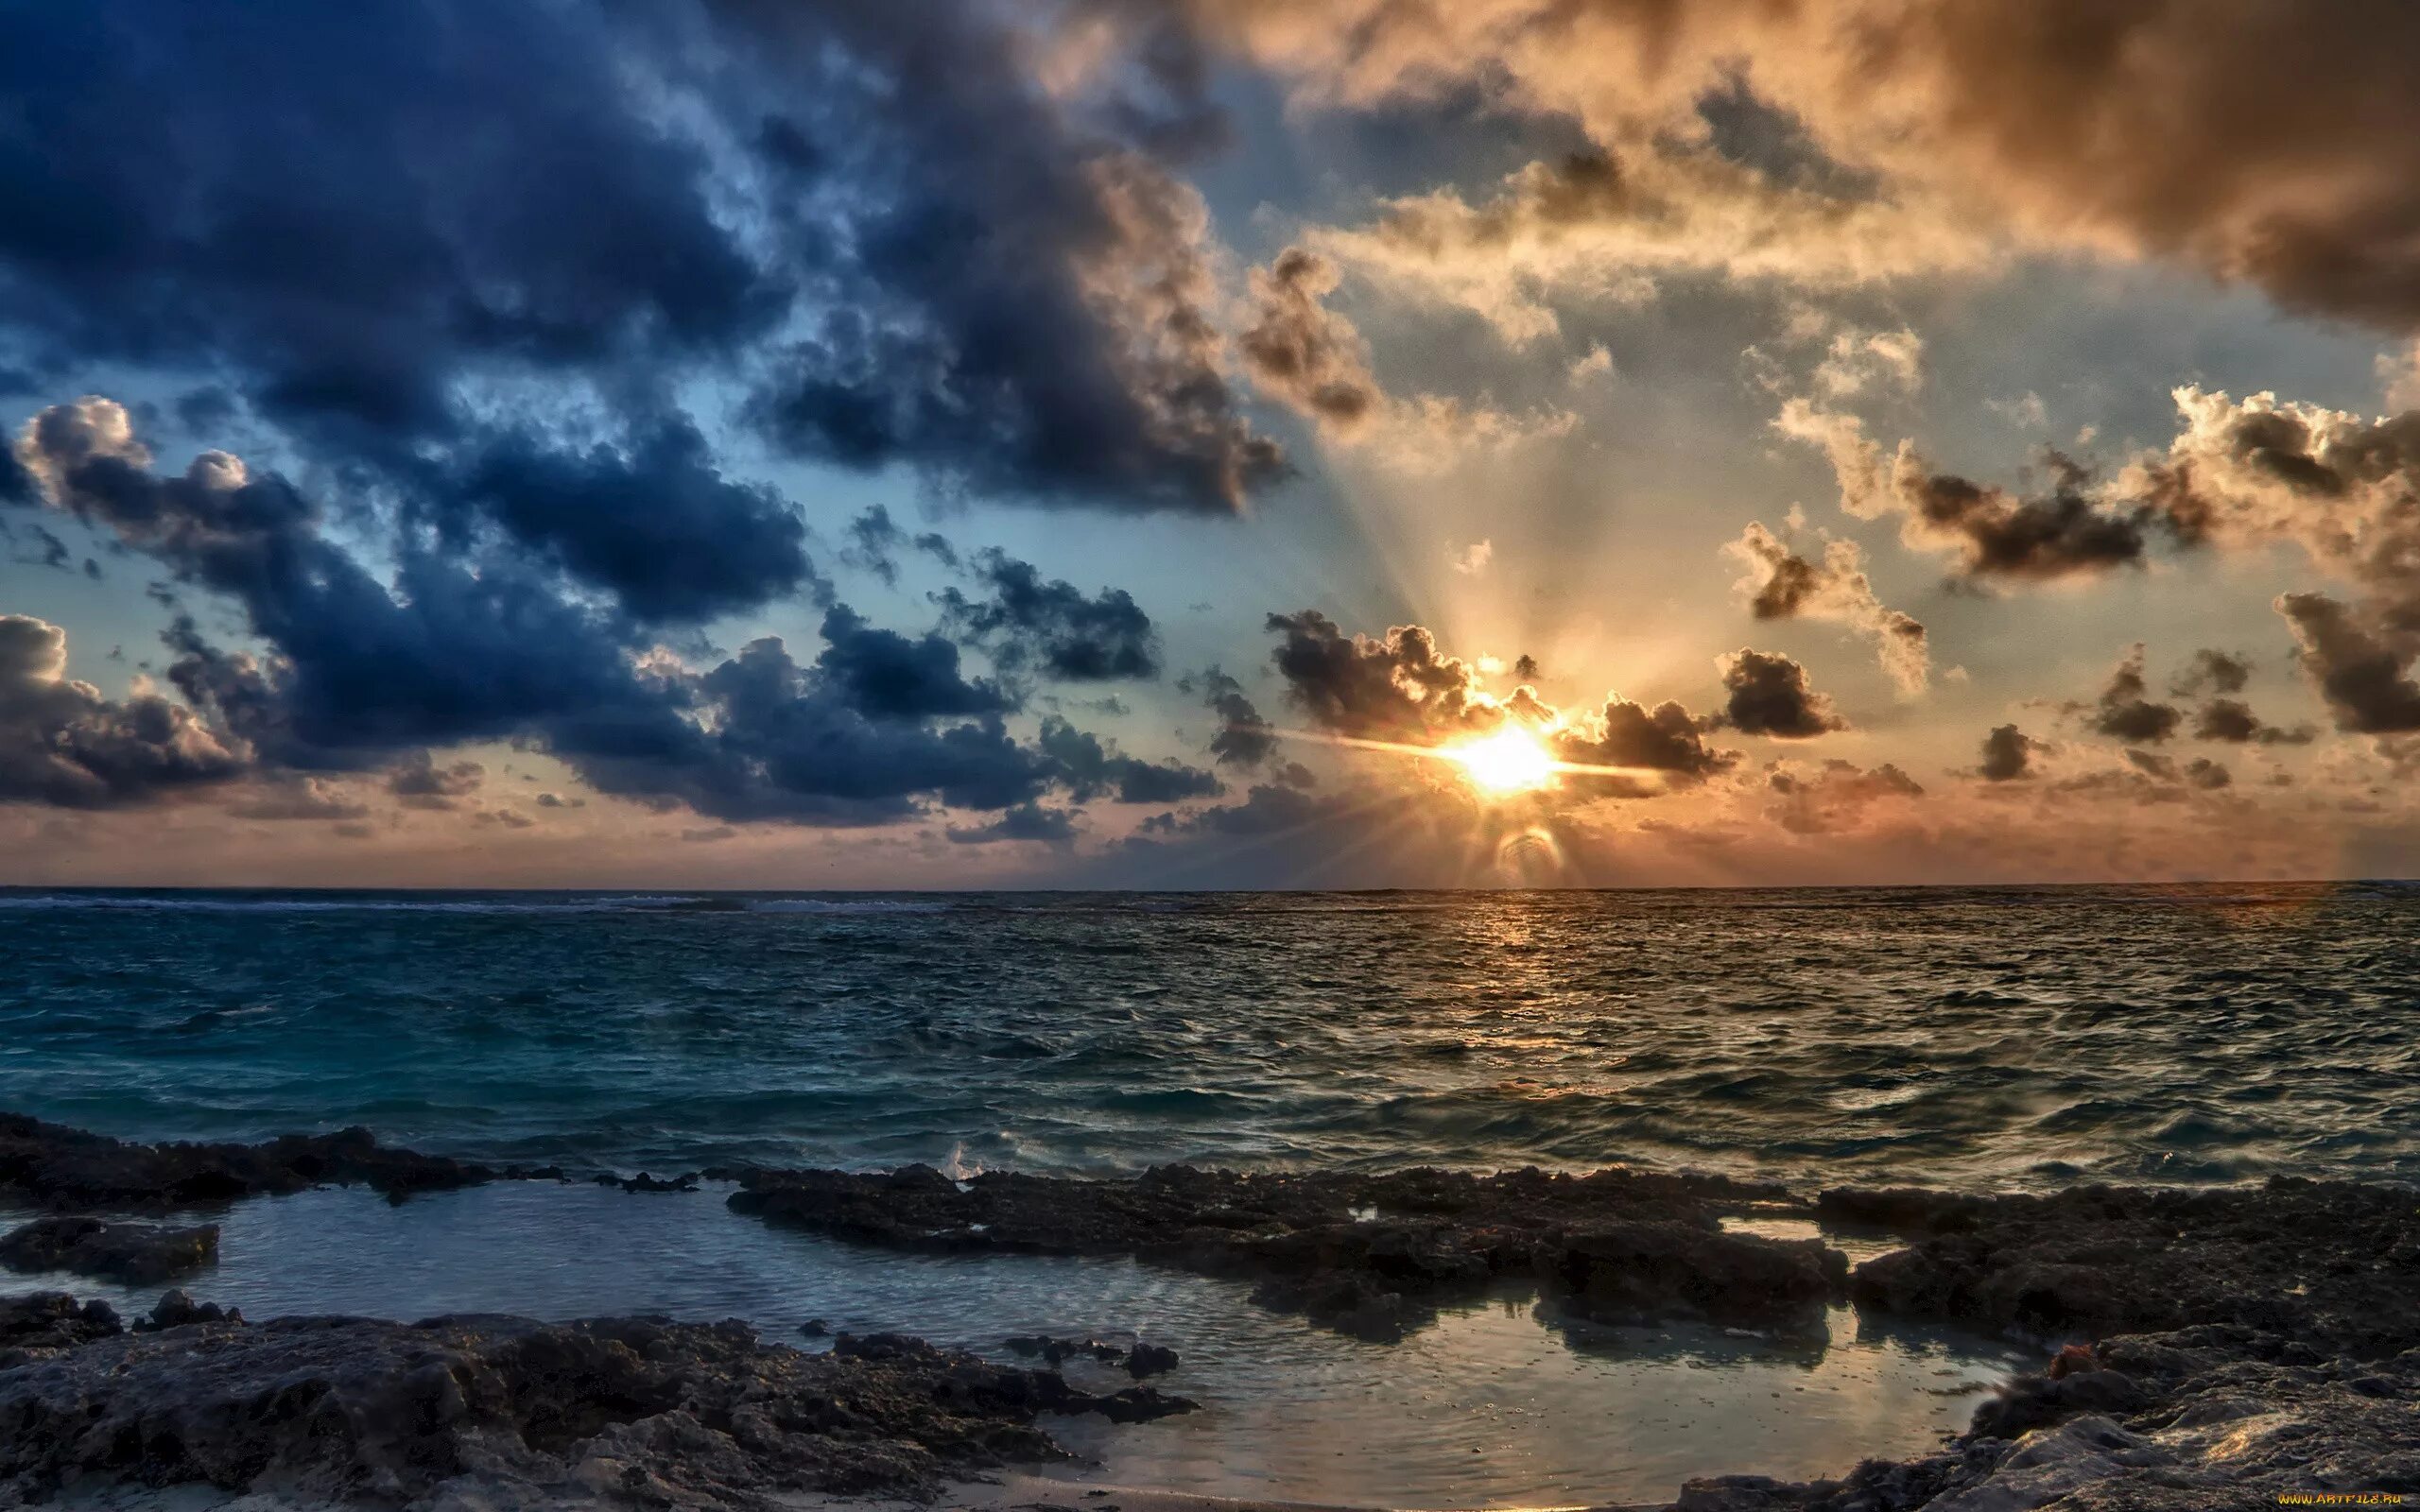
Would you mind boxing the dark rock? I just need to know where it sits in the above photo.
[0,1214,219,1283]
[1089,1385,1195,1425]
[605,1170,700,1194]
[0,1292,122,1363]
[1674,1471,1834,1509]
[1841,1177,2420,1354]
[799,1317,830,1338]
[0,1112,551,1210]
[1812,1187,1983,1234]
[1126,1341,1179,1378]
[1543,1221,1841,1332]
[2048,1341,2100,1378]
[728,1161,1790,1341]
[1968,1366,2147,1439]
[133,1288,244,1332]
[0,1314,1193,1505]
[1002,1333,1124,1366]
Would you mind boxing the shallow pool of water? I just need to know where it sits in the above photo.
[0,1182,2029,1507]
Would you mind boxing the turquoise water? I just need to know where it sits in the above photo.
[3,882,2416,1189]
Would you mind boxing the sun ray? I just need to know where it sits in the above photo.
[1271,725,1672,794]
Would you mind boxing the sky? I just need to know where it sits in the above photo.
[7,0,2420,889]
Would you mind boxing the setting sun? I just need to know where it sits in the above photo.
[1450,725,1558,795]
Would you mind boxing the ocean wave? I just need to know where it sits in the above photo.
[5,883,2418,1191]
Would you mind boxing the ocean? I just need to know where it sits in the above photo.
[4,882,2414,1188]
[3,882,2412,1504]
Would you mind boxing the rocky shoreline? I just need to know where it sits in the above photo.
[0,1298,1192,1506]
[3,1113,2416,1508]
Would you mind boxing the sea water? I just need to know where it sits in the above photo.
[3,883,2412,1503]
[3,883,2413,1186]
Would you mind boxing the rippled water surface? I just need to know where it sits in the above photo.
[3,882,2416,1188]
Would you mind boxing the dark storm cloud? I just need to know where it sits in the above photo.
[1037,717,1221,804]
[810,606,1012,721]
[2135,393,2420,634]
[2171,649,2254,697]
[2276,592,2420,734]
[1727,531,1884,631]
[1979,724,2039,782]
[1265,610,1491,740]
[1788,412,2176,586]
[571,635,1056,826]
[839,507,908,587]
[1197,667,1278,767]
[0,3,766,438]
[2191,697,2315,746]
[1550,697,1735,781]
[16,401,648,773]
[1142,782,1332,837]
[1724,524,1928,694]
[386,751,484,811]
[1237,248,1380,434]
[2123,749,2234,793]
[1812,0,2420,334]
[940,551,1162,682]
[723,3,1282,512]
[1741,545,1823,619]
[1174,1,2420,333]
[1714,649,1845,739]
[11,400,1159,827]
[2089,644,2183,744]
[0,0,1282,515]
[450,418,817,624]
[1900,456,2160,580]
[946,801,1080,847]
[0,613,243,808]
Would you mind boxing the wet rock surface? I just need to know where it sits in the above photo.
[7,1118,2418,1509]
[601,1171,700,1194]
[0,1214,220,1284]
[0,1113,557,1210]
[0,1310,1196,1507]
[1547,1219,1842,1332]
[1124,1341,1179,1379]
[1669,1177,2420,1511]
[1827,1176,2420,1352]
[133,1288,245,1333]
[1003,1334,1125,1366]
[0,1293,120,1367]
[727,1161,1824,1340]
[1670,1334,2420,1510]
[999,1333,1182,1381]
